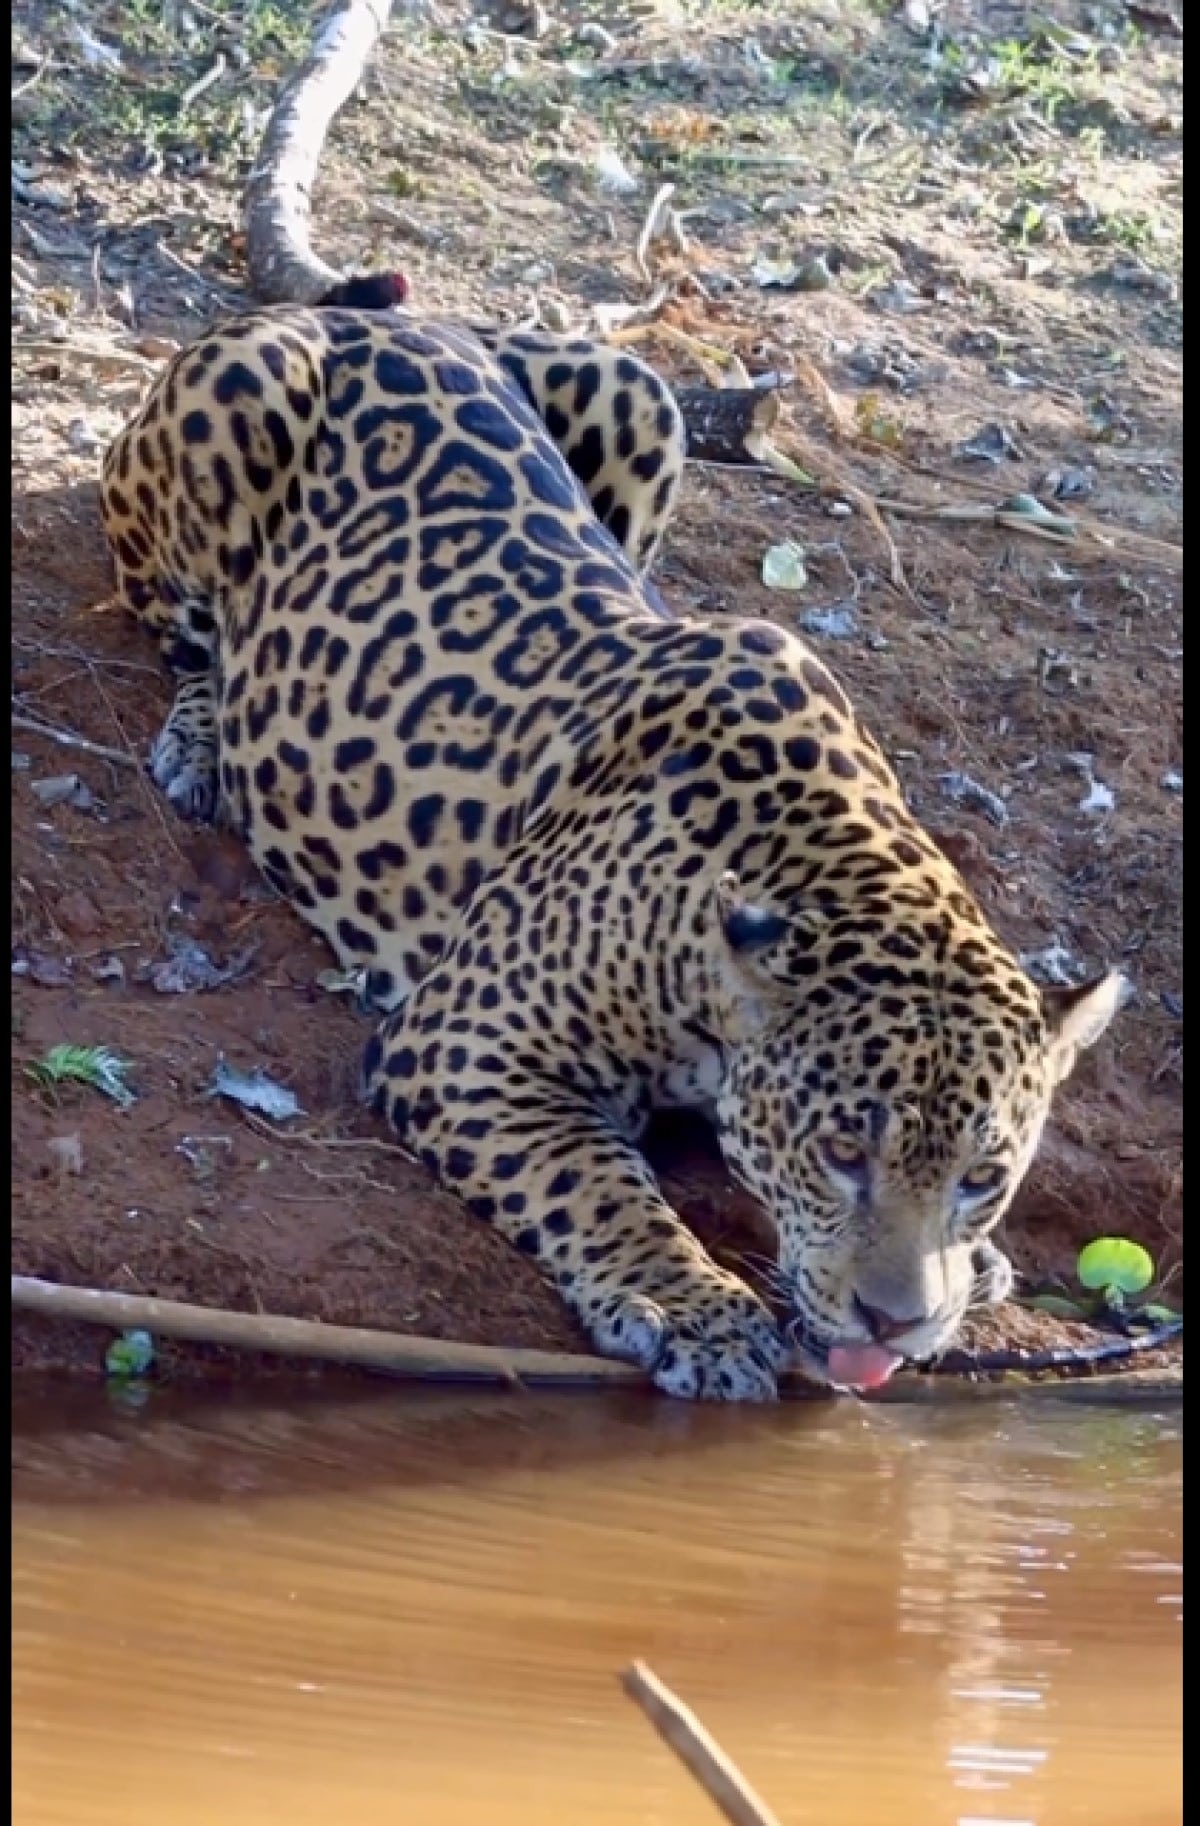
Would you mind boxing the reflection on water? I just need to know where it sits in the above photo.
[12,1386,1182,1826]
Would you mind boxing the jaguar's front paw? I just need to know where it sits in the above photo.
[590,1276,786,1403]
[972,1238,1015,1307]
[149,721,219,822]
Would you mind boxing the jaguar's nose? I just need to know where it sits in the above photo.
[852,1294,925,1345]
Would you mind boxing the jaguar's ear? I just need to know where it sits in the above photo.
[706,872,819,1040]
[1041,971,1127,1085]
[717,871,790,958]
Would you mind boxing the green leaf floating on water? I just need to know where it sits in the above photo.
[1076,1237,1154,1299]
[105,1329,155,1379]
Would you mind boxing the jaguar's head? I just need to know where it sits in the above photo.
[703,874,1125,1389]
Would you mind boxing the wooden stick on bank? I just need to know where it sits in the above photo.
[621,1661,787,1826]
[12,1276,1181,1402]
[10,1275,640,1386]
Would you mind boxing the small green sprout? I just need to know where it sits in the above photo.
[25,1043,137,1109]
[105,1330,156,1379]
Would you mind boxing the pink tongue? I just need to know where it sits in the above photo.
[826,1343,902,1391]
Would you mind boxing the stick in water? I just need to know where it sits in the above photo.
[620,1660,786,1826]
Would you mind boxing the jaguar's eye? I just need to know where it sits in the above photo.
[820,1133,869,1174]
[959,1161,1007,1199]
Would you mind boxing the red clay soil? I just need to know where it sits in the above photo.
[10,477,1181,1385]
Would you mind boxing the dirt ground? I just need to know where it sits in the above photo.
[11,0,1182,1381]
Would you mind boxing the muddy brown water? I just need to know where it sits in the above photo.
[11,1385,1181,1826]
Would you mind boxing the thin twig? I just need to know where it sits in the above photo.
[11,709,140,769]
[13,634,160,675]
[875,495,1076,543]
[748,438,817,489]
[153,236,236,298]
[179,50,228,113]
[688,459,774,475]
[11,338,159,374]
[239,1107,420,1162]
[609,320,752,389]
[12,55,53,100]
[621,1662,786,1826]
[800,392,1183,571]
[634,182,676,288]
[82,665,192,869]
[658,151,814,169]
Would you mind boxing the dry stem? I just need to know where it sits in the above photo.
[621,1661,786,1826]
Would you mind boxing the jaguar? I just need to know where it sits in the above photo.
[101,302,1124,1399]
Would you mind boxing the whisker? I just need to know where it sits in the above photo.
[739,1253,793,1299]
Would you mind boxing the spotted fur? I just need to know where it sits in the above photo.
[101,306,1124,1400]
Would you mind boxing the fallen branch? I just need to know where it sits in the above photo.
[608,326,907,589]
[12,338,159,374]
[621,1662,786,1826]
[11,1275,637,1386]
[11,709,140,769]
[10,1277,1181,1402]
[245,0,394,303]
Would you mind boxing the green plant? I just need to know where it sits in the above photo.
[855,392,905,449]
[105,1329,156,1378]
[1077,1237,1153,1304]
[25,1043,137,1109]
[1091,209,1163,255]
[1023,1236,1179,1328]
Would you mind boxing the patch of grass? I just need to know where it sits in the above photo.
[25,1043,137,1110]
[991,35,1086,120]
[121,0,311,64]
[1089,208,1164,255]
[11,0,316,175]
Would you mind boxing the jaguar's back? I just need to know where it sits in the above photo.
[102,307,686,1003]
